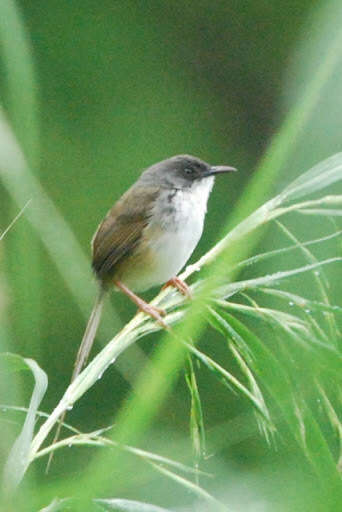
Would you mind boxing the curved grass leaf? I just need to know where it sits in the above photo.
[258,288,342,315]
[94,499,172,511]
[39,498,71,512]
[293,400,342,507]
[316,383,342,467]
[2,353,48,494]
[218,258,342,299]
[216,300,308,333]
[275,220,332,292]
[207,309,276,436]
[217,299,342,374]
[298,208,342,216]
[229,342,273,442]
[208,310,298,422]
[281,153,342,202]
[260,217,340,340]
[185,355,206,471]
[145,463,230,511]
[35,431,209,478]
[0,404,81,435]
[235,229,342,271]
[183,335,273,430]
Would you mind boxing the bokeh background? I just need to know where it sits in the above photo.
[1,1,342,510]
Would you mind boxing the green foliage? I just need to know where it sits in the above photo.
[1,355,47,495]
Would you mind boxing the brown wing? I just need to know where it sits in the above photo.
[91,185,159,281]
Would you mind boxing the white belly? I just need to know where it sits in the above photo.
[123,179,213,291]
[147,215,203,285]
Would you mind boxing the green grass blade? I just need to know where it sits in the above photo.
[235,229,342,271]
[297,208,342,216]
[217,299,308,333]
[276,221,339,340]
[94,499,172,511]
[258,288,342,315]
[38,498,71,512]
[35,430,209,479]
[184,332,273,429]
[141,463,230,512]
[185,355,206,474]
[2,354,48,494]
[296,401,342,507]
[218,258,342,299]
[282,153,342,202]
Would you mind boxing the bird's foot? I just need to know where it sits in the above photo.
[138,302,168,328]
[114,280,168,329]
[162,277,192,298]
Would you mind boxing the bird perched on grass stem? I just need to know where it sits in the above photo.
[47,154,236,470]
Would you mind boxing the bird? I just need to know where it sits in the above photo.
[47,154,236,469]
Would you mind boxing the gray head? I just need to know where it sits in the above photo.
[138,154,236,190]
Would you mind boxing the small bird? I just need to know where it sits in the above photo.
[78,154,236,373]
[48,154,235,468]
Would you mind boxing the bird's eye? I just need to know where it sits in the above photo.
[184,167,195,175]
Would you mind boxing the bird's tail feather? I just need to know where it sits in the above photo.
[71,287,106,382]
[46,287,106,472]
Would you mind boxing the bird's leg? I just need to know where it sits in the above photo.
[162,277,192,298]
[114,280,168,328]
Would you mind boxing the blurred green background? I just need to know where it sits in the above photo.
[1,1,342,510]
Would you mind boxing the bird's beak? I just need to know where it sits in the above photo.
[207,165,237,176]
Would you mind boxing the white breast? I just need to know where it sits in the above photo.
[134,177,214,290]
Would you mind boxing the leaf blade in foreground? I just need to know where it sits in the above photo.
[2,354,48,494]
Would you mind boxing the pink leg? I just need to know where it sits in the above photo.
[115,280,168,329]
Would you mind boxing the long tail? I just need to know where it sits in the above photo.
[46,286,106,472]
[70,287,106,383]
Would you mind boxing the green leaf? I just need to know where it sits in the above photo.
[0,352,34,374]
[217,300,308,333]
[298,208,342,216]
[144,463,230,511]
[38,498,71,512]
[259,288,342,315]
[219,298,342,376]
[282,153,342,202]
[185,355,206,468]
[209,310,297,422]
[34,429,209,479]
[296,400,342,506]
[184,332,273,430]
[94,499,172,511]
[2,354,48,494]
[235,230,342,271]
[218,258,342,299]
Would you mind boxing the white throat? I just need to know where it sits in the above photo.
[189,175,215,214]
